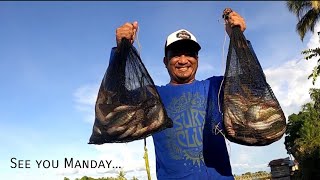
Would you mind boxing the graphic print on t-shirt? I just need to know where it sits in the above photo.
[164,91,207,167]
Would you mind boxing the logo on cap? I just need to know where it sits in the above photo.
[176,30,191,40]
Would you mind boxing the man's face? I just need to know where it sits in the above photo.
[164,45,199,85]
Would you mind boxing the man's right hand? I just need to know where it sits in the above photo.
[223,8,246,37]
[116,21,139,48]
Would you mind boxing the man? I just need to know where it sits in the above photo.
[113,8,246,180]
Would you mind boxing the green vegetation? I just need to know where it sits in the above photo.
[234,171,271,180]
[64,170,139,180]
[284,88,320,179]
[302,47,320,85]
[286,0,320,84]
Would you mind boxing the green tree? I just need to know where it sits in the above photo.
[117,170,127,180]
[302,47,320,85]
[286,1,320,84]
[63,178,70,180]
[80,176,88,180]
[131,176,139,180]
[286,1,320,41]
[284,88,320,179]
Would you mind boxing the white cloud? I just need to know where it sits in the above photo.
[264,24,320,116]
[197,55,221,79]
[73,84,99,123]
[307,23,320,48]
[264,59,313,115]
[73,84,99,106]
[56,167,79,176]
[232,163,268,171]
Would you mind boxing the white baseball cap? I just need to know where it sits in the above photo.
[165,29,201,52]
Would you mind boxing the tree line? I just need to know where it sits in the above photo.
[63,170,139,180]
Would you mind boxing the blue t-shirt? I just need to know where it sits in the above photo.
[108,41,257,179]
[106,39,259,179]
[153,77,234,180]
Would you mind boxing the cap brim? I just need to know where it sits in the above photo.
[166,39,201,52]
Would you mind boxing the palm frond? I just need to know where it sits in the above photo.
[309,10,320,32]
[296,9,320,41]
[286,1,312,19]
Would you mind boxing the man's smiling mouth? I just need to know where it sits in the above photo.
[176,66,190,71]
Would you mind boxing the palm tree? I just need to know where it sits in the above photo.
[117,170,127,180]
[286,1,320,41]
[286,1,320,84]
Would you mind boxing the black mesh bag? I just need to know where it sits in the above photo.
[89,38,173,144]
[222,26,286,146]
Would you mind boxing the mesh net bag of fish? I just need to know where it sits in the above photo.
[222,26,286,146]
[89,38,173,144]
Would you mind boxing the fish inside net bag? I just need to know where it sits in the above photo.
[89,38,173,144]
[222,10,286,146]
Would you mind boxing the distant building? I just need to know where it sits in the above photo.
[268,157,298,180]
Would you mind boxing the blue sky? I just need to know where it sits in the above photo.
[1,1,319,180]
